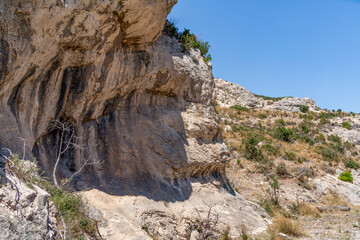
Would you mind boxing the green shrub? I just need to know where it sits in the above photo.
[179,29,212,63]
[331,143,344,153]
[276,162,288,176]
[276,119,286,126]
[230,105,250,112]
[253,94,292,102]
[319,112,336,119]
[320,119,331,125]
[163,21,213,63]
[299,105,309,113]
[300,124,310,134]
[274,126,293,142]
[231,124,244,133]
[342,122,352,130]
[302,135,315,146]
[338,171,353,182]
[199,41,212,63]
[258,113,267,119]
[163,19,179,38]
[243,133,266,163]
[318,146,338,162]
[269,174,280,205]
[345,159,359,170]
[260,199,276,216]
[262,144,280,156]
[328,134,341,144]
[285,151,297,161]
[244,138,263,162]
[315,134,326,143]
[180,29,200,51]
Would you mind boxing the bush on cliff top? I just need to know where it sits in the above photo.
[163,19,212,63]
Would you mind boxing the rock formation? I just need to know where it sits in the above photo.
[0,165,58,239]
[0,0,229,198]
[215,78,317,112]
[0,0,269,238]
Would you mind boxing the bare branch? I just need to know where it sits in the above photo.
[51,119,102,189]
[17,137,27,160]
[61,158,103,188]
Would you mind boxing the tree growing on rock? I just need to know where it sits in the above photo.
[50,119,101,188]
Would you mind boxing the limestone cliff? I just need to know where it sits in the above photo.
[0,0,231,199]
[0,1,272,238]
[215,78,317,112]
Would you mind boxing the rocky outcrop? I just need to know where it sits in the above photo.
[0,167,58,239]
[268,97,317,112]
[0,1,270,238]
[322,116,360,146]
[0,0,230,199]
[314,169,360,206]
[215,78,317,112]
[82,183,269,240]
[214,78,264,108]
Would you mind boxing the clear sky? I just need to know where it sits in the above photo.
[169,0,360,113]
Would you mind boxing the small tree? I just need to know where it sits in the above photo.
[269,174,280,205]
[50,120,101,188]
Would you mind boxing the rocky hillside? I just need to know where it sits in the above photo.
[215,78,317,112]
[215,78,360,239]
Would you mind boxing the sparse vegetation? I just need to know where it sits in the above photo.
[342,122,352,130]
[299,105,309,113]
[269,215,303,237]
[230,105,250,113]
[269,174,280,205]
[253,94,292,102]
[163,19,212,63]
[276,162,288,176]
[273,126,293,142]
[345,159,359,170]
[244,133,266,163]
[215,98,360,240]
[285,151,297,161]
[7,155,101,239]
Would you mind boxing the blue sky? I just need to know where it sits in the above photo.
[169,0,360,113]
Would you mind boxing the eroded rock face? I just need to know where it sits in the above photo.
[0,167,58,239]
[215,78,317,112]
[214,78,265,108]
[0,0,230,199]
[0,1,272,238]
[314,169,360,206]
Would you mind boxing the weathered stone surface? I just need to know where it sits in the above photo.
[214,78,317,112]
[314,169,360,206]
[0,1,272,238]
[214,78,265,108]
[322,115,360,146]
[82,182,270,240]
[0,0,230,199]
[267,97,317,112]
[317,205,351,212]
[0,168,58,240]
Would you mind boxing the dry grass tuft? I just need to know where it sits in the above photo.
[268,215,304,237]
[323,194,349,207]
[299,203,320,217]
